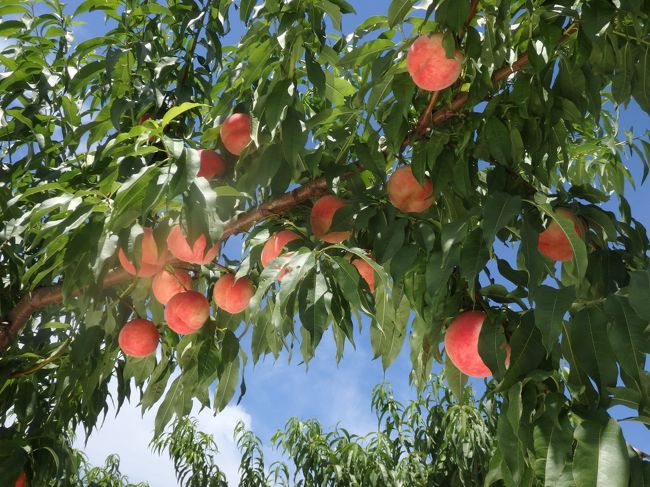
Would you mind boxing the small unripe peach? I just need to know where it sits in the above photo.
[387,166,434,213]
[197,149,226,179]
[118,319,160,358]
[444,311,510,378]
[165,291,210,334]
[221,113,251,156]
[166,225,220,265]
[118,228,167,277]
[407,34,463,91]
[213,274,254,314]
[261,230,300,268]
[351,257,375,293]
[152,268,193,305]
[310,195,351,244]
[537,208,585,262]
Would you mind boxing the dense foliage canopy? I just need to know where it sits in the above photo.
[0,0,649,484]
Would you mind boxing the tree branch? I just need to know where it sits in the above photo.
[0,23,579,355]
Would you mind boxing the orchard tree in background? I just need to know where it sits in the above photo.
[0,0,649,485]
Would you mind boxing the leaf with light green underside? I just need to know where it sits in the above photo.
[573,418,629,487]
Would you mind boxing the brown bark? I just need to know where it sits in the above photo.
[0,22,578,354]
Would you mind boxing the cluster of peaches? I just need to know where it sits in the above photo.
[117,33,587,381]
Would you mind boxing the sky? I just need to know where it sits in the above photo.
[2,0,647,485]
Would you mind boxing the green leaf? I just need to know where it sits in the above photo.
[573,418,629,487]
[567,307,618,398]
[482,192,521,246]
[387,0,415,27]
[161,102,202,128]
[478,314,509,379]
[214,332,240,412]
[324,71,356,105]
[533,285,575,353]
[605,295,648,389]
[498,312,545,391]
[460,228,490,297]
[445,357,467,401]
[339,39,394,68]
[628,271,650,321]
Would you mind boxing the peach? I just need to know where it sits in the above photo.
[221,113,251,156]
[213,274,254,314]
[444,311,510,378]
[118,227,167,277]
[166,225,220,265]
[406,34,463,91]
[351,257,375,293]
[261,230,300,268]
[165,291,210,334]
[118,319,160,358]
[15,471,26,487]
[387,166,434,213]
[310,195,351,244]
[152,268,193,305]
[537,208,585,262]
[197,149,226,179]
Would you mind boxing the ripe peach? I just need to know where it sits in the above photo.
[387,166,434,213]
[14,471,26,487]
[118,319,160,358]
[406,34,463,91]
[351,257,375,293]
[152,268,193,305]
[197,149,226,179]
[213,274,254,314]
[444,311,510,378]
[537,208,585,262]
[310,195,351,244]
[221,113,251,155]
[261,230,300,268]
[166,225,220,265]
[165,291,210,334]
[118,227,167,277]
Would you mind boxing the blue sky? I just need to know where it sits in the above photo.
[8,0,648,484]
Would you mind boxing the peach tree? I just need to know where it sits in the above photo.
[0,0,649,484]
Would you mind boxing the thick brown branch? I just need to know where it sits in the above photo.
[0,23,579,355]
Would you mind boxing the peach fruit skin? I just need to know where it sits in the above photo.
[15,471,26,487]
[261,230,300,268]
[213,274,254,314]
[197,149,226,179]
[118,227,167,277]
[221,113,251,156]
[310,195,351,244]
[444,311,510,378]
[406,34,463,91]
[387,166,434,213]
[165,291,210,334]
[537,208,585,262]
[118,319,160,358]
[352,258,375,293]
[167,225,220,265]
[152,268,193,305]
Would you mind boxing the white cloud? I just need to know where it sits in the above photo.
[74,387,251,486]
